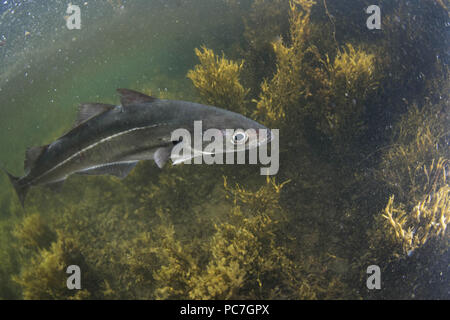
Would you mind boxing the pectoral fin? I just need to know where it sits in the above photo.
[154,146,173,169]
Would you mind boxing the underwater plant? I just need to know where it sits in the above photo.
[317,44,379,151]
[0,218,22,299]
[148,176,352,300]
[363,64,449,262]
[361,85,449,298]
[142,177,294,300]
[184,177,291,299]
[378,100,449,205]
[253,0,318,127]
[380,182,448,257]
[239,0,291,93]
[187,46,249,114]
[370,152,449,259]
[253,0,380,160]
[13,213,56,252]
[13,231,99,300]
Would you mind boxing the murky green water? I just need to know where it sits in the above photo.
[0,0,448,300]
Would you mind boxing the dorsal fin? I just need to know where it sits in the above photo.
[117,89,158,106]
[74,103,116,128]
[24,145,48,174]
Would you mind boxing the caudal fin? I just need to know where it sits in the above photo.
[2,170,29,208]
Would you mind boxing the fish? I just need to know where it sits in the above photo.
[0,40,6,47]
[3,89,272,207]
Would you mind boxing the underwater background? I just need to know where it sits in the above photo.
[0,0,448,299]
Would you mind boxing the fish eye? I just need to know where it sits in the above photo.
[231,131,248,144]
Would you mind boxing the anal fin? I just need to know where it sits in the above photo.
[77,161,139,179]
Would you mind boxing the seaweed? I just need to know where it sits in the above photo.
[252,1,380,161]
[185,177,291,299]
[13,231,100,300]
[361,87,449,298]
[187,46,249,114]
[380,182,448,257]
[253,0,318,127]
[135,177,295,300]
[379,99,449,204]
[318,44,378,147]
[239,0,292,93]
[148,176,353,300]
[368,97,449,259]
[13,213,56,252]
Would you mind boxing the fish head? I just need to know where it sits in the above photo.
[170,103,274,165]
[198,110,273,154]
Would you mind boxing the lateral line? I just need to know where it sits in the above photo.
[31,124,161,184]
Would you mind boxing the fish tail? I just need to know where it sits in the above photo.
[2,169,28,208]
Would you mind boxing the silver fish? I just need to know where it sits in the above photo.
[3,89,271,207]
